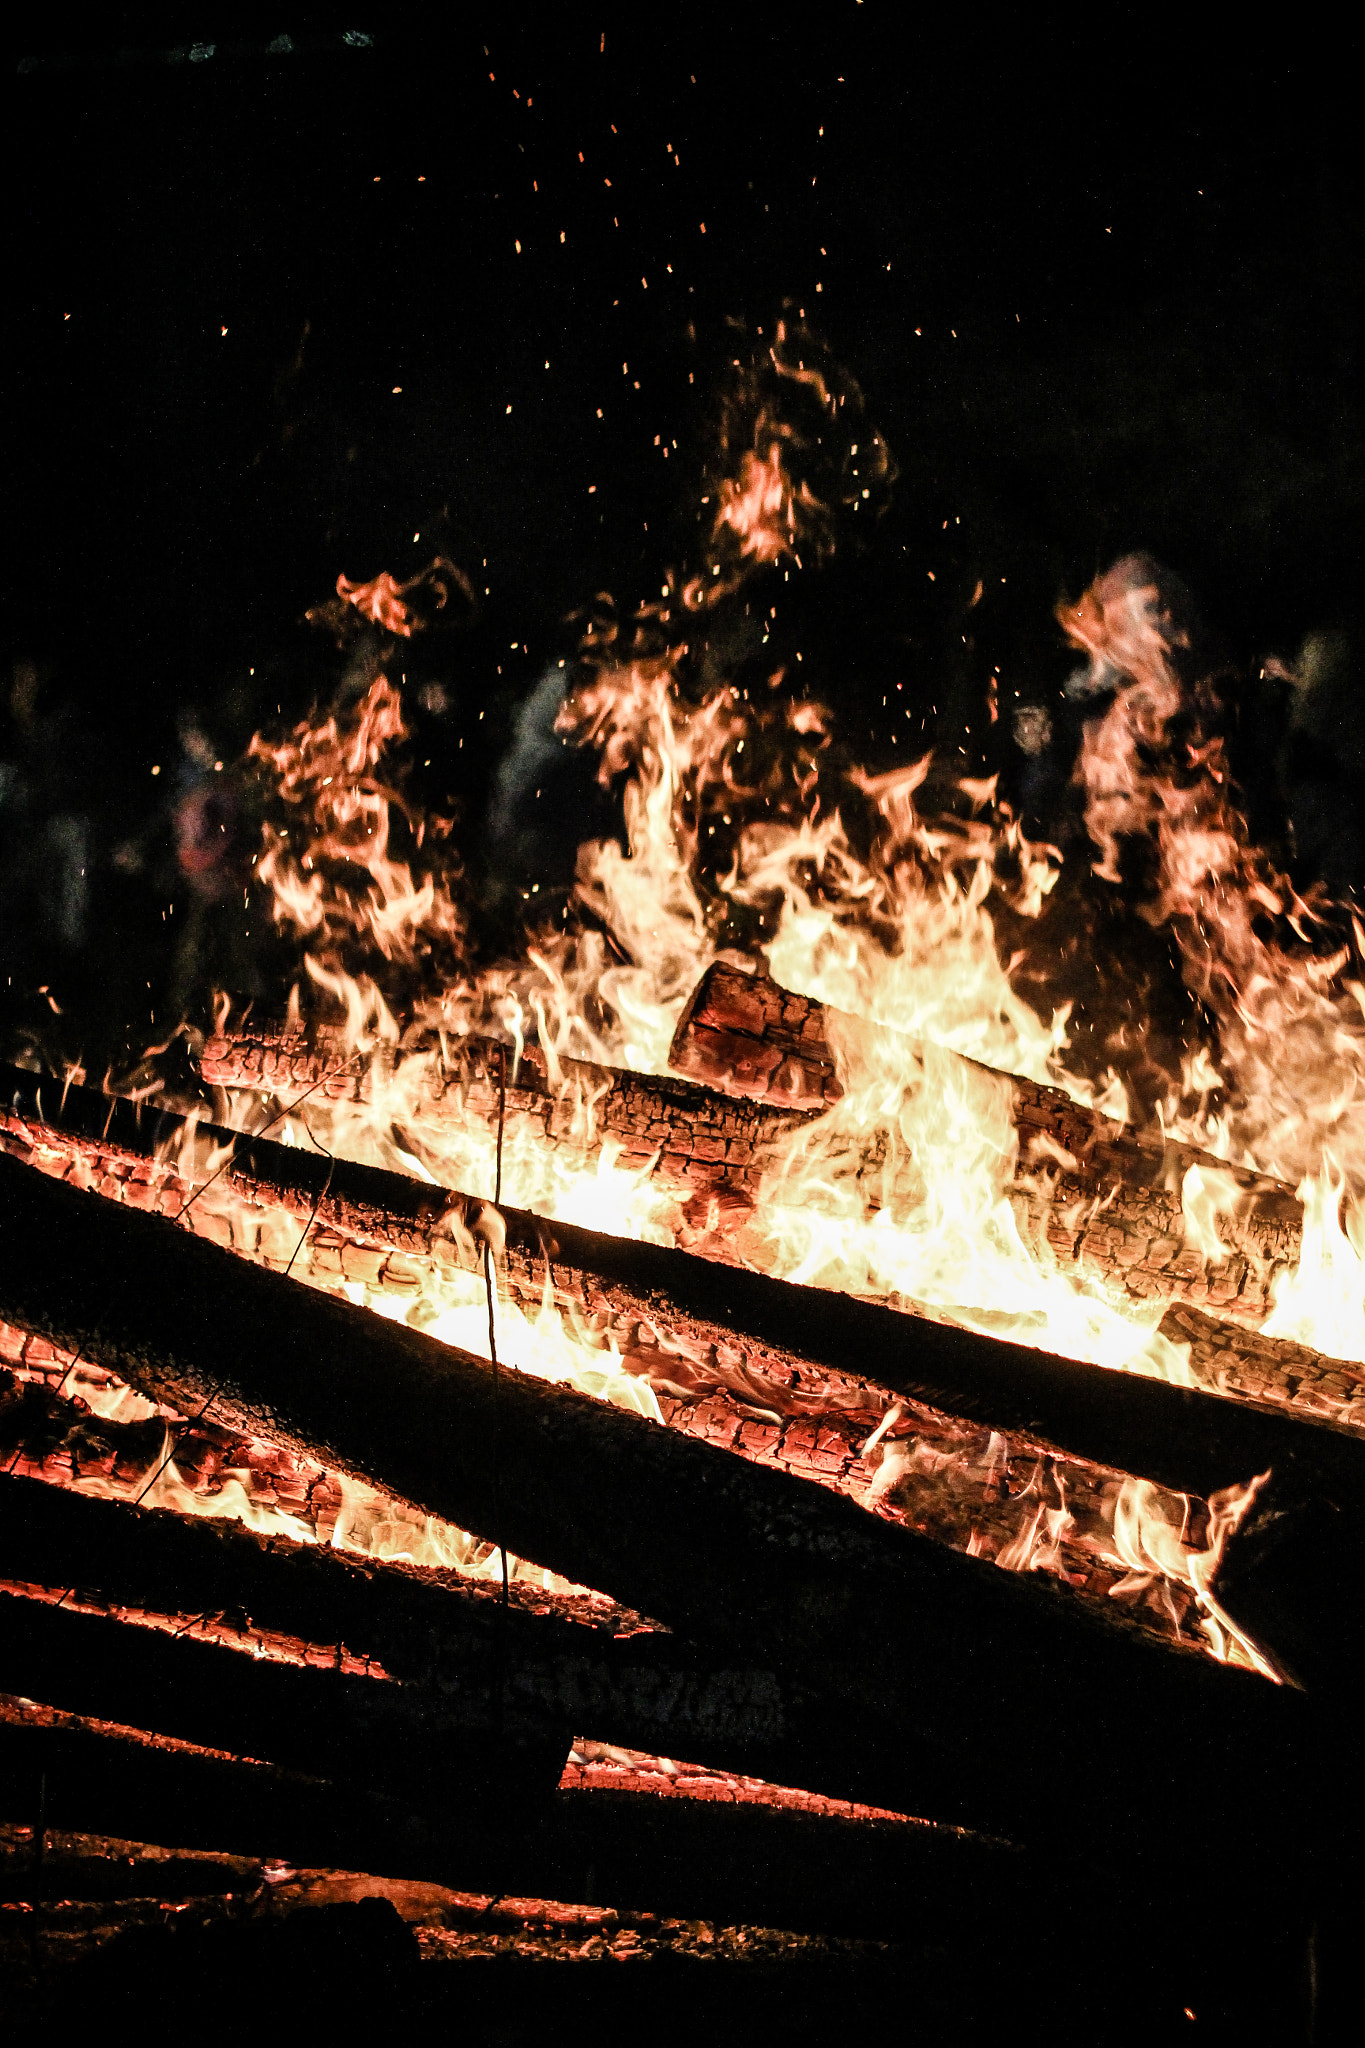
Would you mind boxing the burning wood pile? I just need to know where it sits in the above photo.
[2,959,1364,2020]
[5,345,1365,2027]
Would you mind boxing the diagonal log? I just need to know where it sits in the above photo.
[0,1700,1040,1959]
[669,961,1305,1323]
[0,1472,824,1789]
[0,1146,1319,1856]
[11,1073,1365,1696]
[0,1589,569,1814]
[200,990,1302,1322]
[0,1692,438,1878]
[197,1016,801,1224]
[4,1063,1362,1506]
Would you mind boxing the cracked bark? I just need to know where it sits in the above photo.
[669,962,1306,1324]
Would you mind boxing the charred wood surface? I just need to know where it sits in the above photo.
[0,1149,1316,1852]
[8,1063,1365,1687]
[0,1588,571,1810]
[5,1063,1362,1501]
[197,1003,1305,1326]
[198,1018,804,1213]
[0,1326,1257,1672]
[0,1473,822,1782]
[670,962,1305,1323]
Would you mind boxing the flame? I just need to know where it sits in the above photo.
[248,672,466,995]
[234,582,1195,1388]
[56,1401,590,1593]
[330,556,474,638]
[706,314,894,574]
[1262,1165,1365,1363]
[118,323,1365,1655]
[1180,1163,1247,1268]
[1108,1469,1277,1679]
[1058,554,1365,1357]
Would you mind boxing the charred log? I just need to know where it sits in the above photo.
[5,1062,1362,1506]
[194,1005,1304,1326]
[0,1472,824,1785]
[197,1019,802,1216]
[0,1149,1317,1855]
[0,1693,430,1876]
[670,962,1305,1322]
[0,1585,571,1809]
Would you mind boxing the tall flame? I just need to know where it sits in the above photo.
[129,319,1365,1656]
[1063,554,1365,1358]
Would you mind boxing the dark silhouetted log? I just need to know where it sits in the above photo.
[0,1588,569,1812]
[670,961,1305,1324]
[0,1472,818,1784]
[0,1693,425,1874]
[0,1701,1030,1962]
[0,1147,1316,1855]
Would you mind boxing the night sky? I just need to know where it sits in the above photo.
[6,16,1361,1077]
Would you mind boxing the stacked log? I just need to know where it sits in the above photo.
[0,1149,1322,1860]
[9,1061,1365,1693]
[0,1471,820,1788]
[0,1801,1328,2041]
[5,1062,1362,1487]
[193,1001,1305,1326]
[196,1017,800,1224]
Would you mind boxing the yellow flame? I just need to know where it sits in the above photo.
[1108,1470,1277,1679]
[1263,1165,1365,1363]
[215,524,1365,1661]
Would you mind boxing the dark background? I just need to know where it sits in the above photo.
[5,13,1361,1076]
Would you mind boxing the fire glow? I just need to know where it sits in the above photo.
[13,321,1359,1685]
[228,328,1365,1383]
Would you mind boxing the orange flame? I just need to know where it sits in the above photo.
[175,339,1365,1649]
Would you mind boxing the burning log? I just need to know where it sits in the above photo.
[11,1059,1365,1689]
[0,1148,1317,1855]
[197,1017,800,1222]
[195,990,1304,1324]
[5,1062,1361,1504]
[669,962,1304,1322]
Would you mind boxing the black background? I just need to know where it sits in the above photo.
[5,13,1361,1073]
